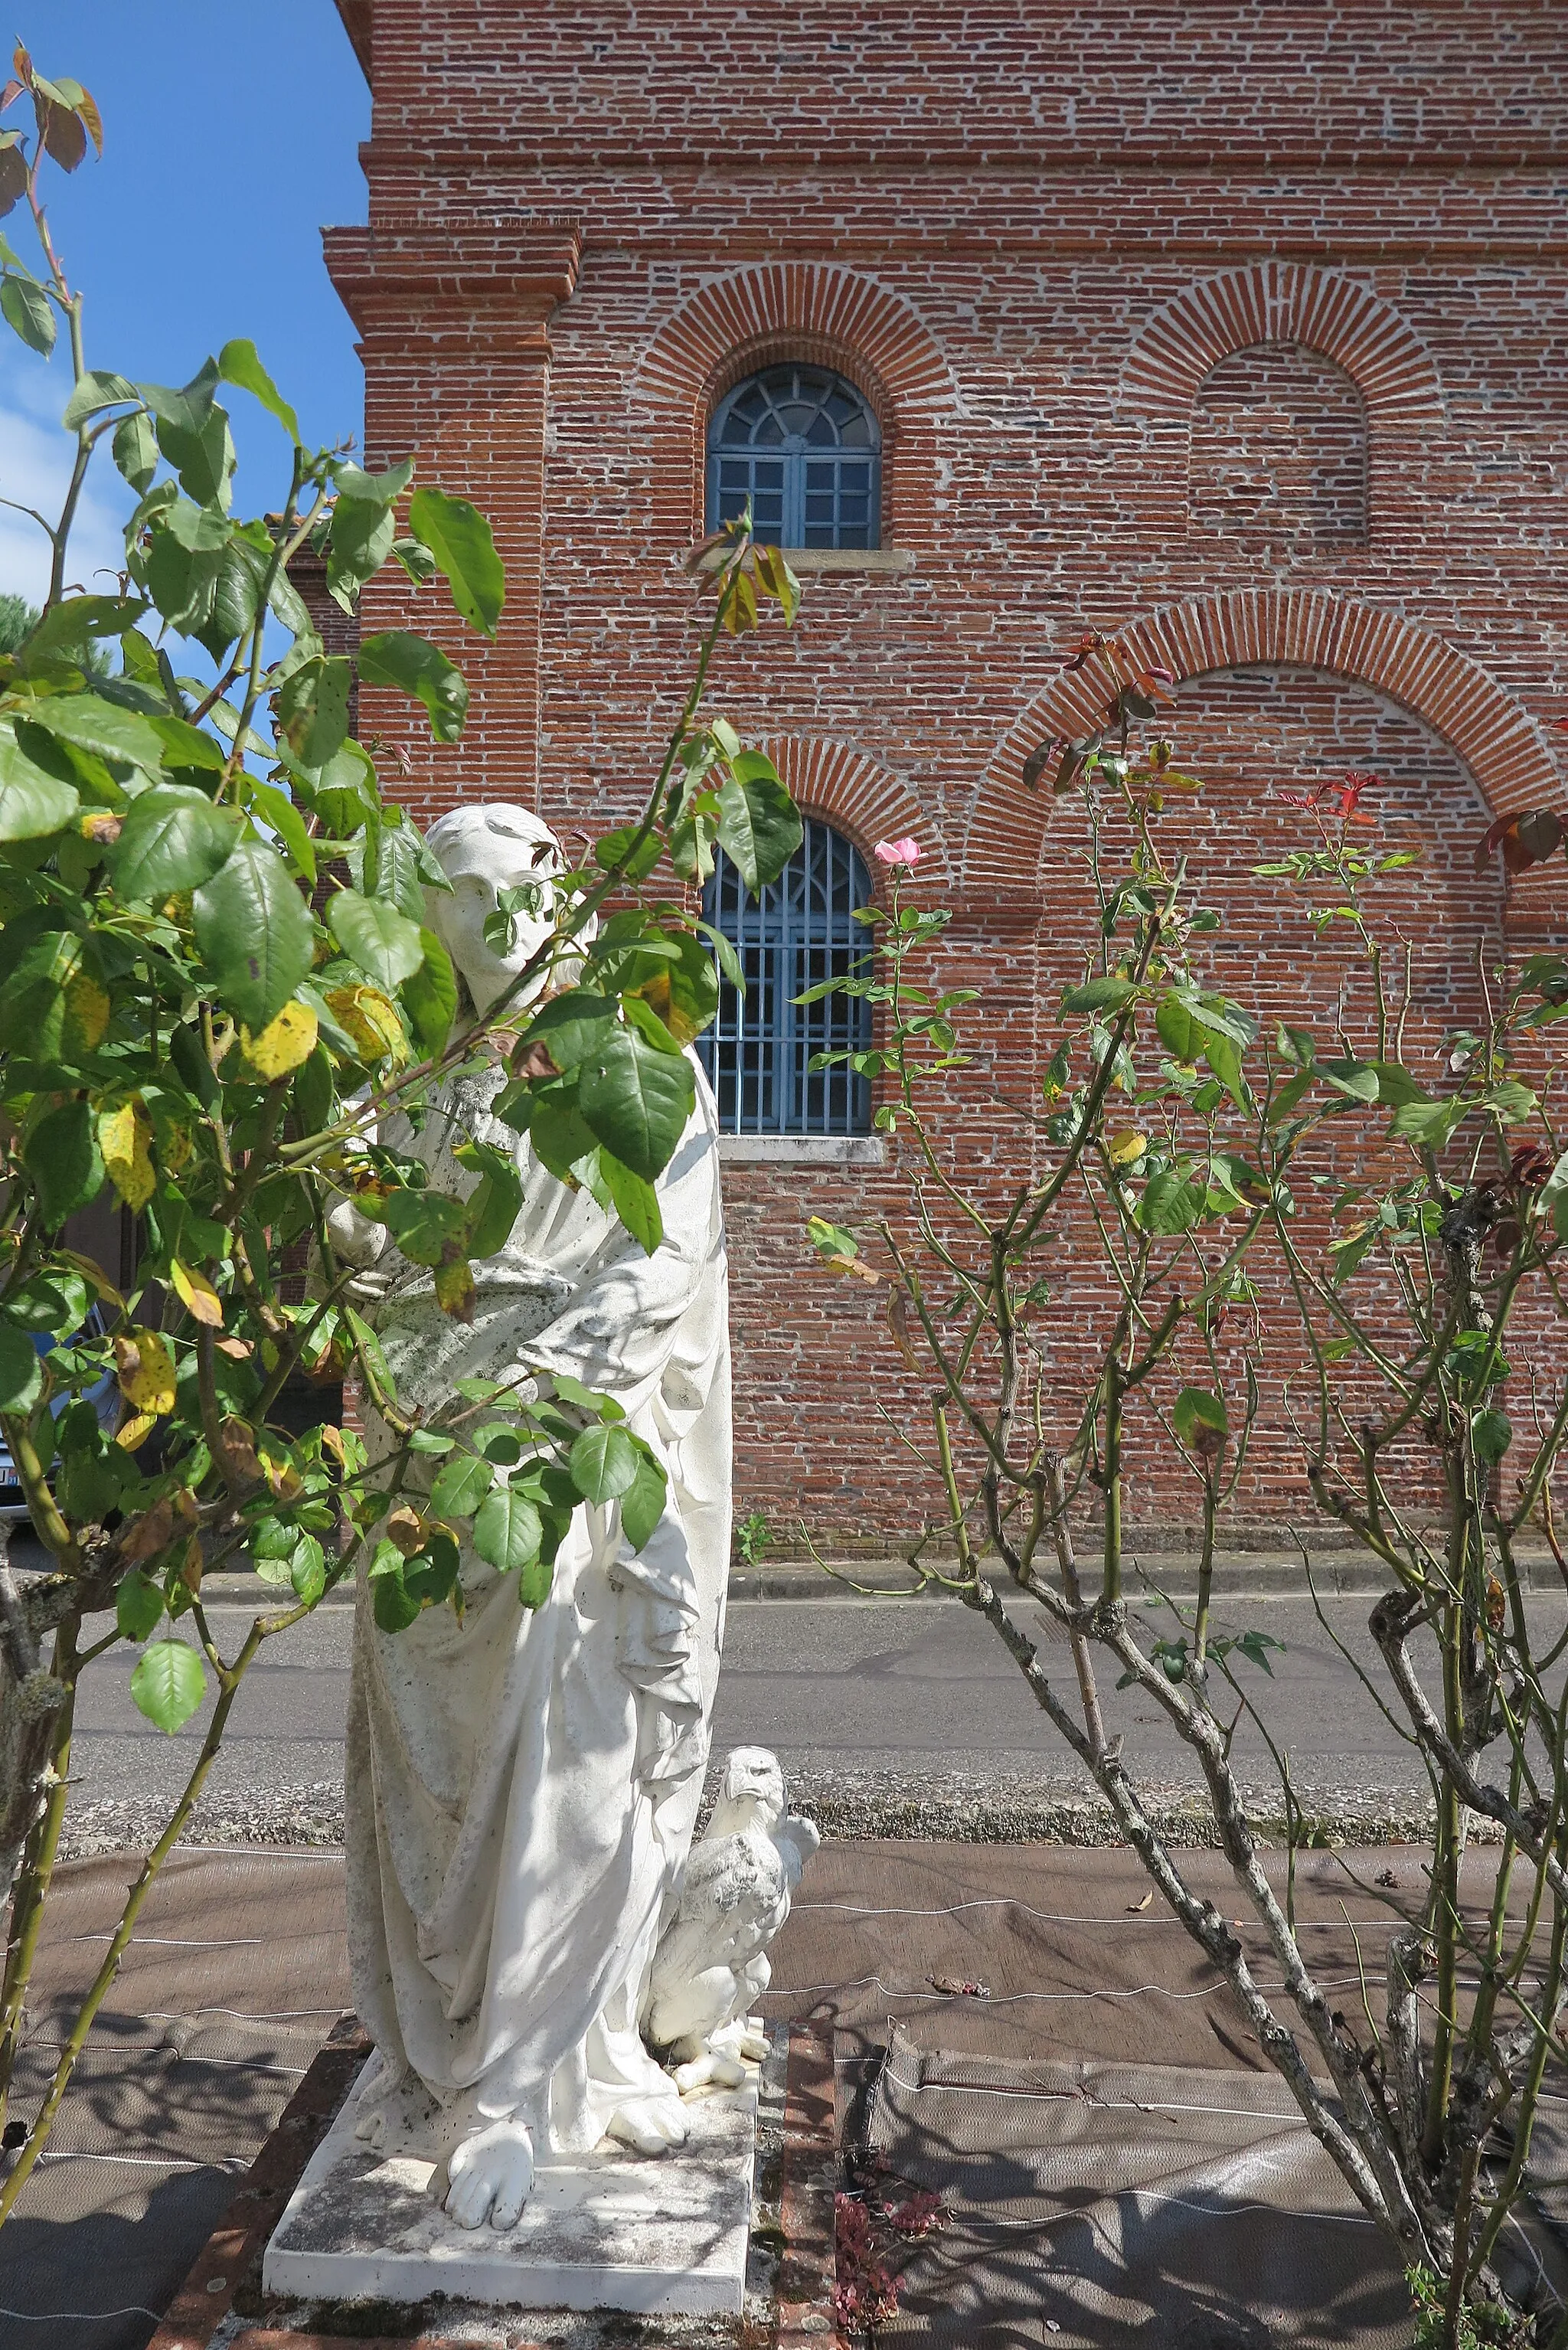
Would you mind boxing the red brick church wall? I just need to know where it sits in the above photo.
[325,2,1567,1542]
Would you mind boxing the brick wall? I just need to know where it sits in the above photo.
[327,1,1568,1540]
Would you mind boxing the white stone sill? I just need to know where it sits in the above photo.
[718,1135,887,1167]
[782,547,915,574]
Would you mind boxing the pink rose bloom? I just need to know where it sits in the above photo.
[874,836,921,866]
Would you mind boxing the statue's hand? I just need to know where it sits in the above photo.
[325,1195,389,1271]
[444,2114,535,2231]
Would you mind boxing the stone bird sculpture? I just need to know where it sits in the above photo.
[645,1744,820,2092]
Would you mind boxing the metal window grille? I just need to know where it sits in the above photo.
[697,819,873,1135]
[706,364,881,551]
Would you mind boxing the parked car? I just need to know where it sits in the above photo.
[0,1308,123,1526]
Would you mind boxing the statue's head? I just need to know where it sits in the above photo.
[719,1745,787,1827]
[422,802,569,1022]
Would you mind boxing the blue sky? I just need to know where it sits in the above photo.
[0,2,368,603]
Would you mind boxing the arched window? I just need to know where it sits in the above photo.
[706,364,881,550]
[698,818,873,1136]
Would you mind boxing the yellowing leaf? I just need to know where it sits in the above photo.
[64,972,110,1054]
[240,999,318,1080]
[152,1106,194,1178]
[98,1097,155,1211]
[171,1258,224,1327]
[1108,1128,1148,1167]
[324,983,409,1065]
[433,1255,476,1322]
[113,1328,176,1415]
[56,1247,124,1310]
[215,1418,263,1488]
[384,1503,426,1556]
[829,1253,880,1285]
[116,1411,158,1452]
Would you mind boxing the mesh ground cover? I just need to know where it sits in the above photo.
[2,1837,1560,2348]
[0,1848,348,2350]
[758,1838,1458,2071]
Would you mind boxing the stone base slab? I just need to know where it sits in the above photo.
[262,2059,757,2317]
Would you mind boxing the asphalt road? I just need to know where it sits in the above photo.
[61,1580,1537,1846]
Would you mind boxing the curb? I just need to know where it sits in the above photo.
[195,1549,1563,1611]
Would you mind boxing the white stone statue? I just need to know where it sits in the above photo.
[331,803,739,2234]
[645,1746,820,2093]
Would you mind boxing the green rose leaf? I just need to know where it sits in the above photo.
[521,989,618,1073]
[407,486,506,639]
[1066,976,1138,1016]
[381,1188,470,1269]
[358,630,469,744]
[335,457,416,505]
[473,1480,544,1574]
[217,337,301,443]
[1172,1387,1228,1448]
[1370,1061,1429,1108]
[116,1570,165,1643]
[24,1098,105,1226]
[577,1026,695,1182]
[129,1639,207,1734]
[368,1545,422,1634]
[0,1323,44,1414]
[430,1451,495,1521]
[0,273,55,355]
[193,838,314,1027]
[63,368,137,430]
[714,751,803,894]
[1136,1168,1207,1237]
[113,783,238,902]
[1473,1408,1513,1465]
[136,356,220,438]
[402,928,459,1056]
[279,655,352,772]
[453,1137,524,1260]
[599,1150,664,1257]
[328,889,426,990]
[567,1420,639,1505]
[0,727,78,839]
[155,405,236,514]
[289,1535,328,1606]
[1392,1099,1466,1149]
[619,1448,668,1554]
[21,691,166,774]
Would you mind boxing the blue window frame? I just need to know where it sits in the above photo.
[706,364,881,550]
[698,818,873,1136]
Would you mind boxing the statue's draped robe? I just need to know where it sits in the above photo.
[344,1055,731,2156]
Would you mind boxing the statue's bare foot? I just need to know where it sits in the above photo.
[444,2116,535,2231]
[354,2059,441,2155]
[606,2090,690,2156]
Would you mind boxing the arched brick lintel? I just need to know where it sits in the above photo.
[631,263,957,547]
[760,734,953,889]
[968,588,1558,891]
[1122,263,1446,427]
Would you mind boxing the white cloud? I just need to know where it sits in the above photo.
[0,354,133,609]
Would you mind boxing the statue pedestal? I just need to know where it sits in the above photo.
[262,2059,757,2318]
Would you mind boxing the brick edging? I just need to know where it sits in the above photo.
[776,2025,839,2347]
